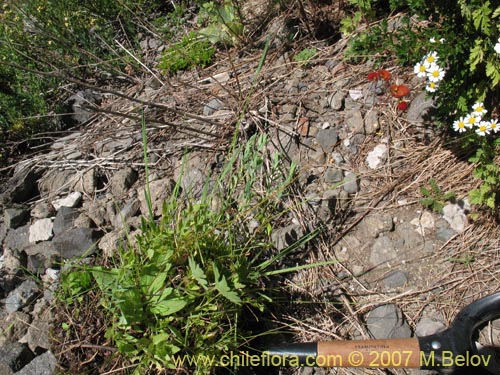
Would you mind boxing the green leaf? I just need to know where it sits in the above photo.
[147,272,168,296]
[486,59,500,86]
[150,298,188,316]
[188,257,208,290]
[472,2,492,34]
[213,264,241,305]
[468,39,485,72]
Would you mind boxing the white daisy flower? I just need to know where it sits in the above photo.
[426,81,438,93]
[495,38,500,54]
[471,102,487,117]
[475,121,491,136]
[488,118,498,133]
[424,51,439,65]
[426,63,445,82]
[452,116,467,132]
[414,61,428,78]
[464,113,481,128]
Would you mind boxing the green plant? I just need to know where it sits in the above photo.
[420,178,456,213]
[197,1,243,45]
[293,47,317,64]
[57,113,335,373]
[159,31,215,75]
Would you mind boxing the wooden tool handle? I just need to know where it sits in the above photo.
[317,338,421,368]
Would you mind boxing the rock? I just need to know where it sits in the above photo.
[13,350,56,375]
[410,211,435,235]
[364,110,379,134]
[369,236,397,266]
[281,104,297,122]
[442,200,469,233]
[366,304,411,339]
[96,132,136,157]
[4,208,29,229]
[52,207,80,236]
[50,132,82,151]
[111,198,140,230]
[137,177,176,217]
[110,167,138,198]
[203,98,224,116]
[63,89,101,126]
[415,316,446,337]
[345,110,364,134]
[24,242,58,275]
[271,223,303,252]
[0,312,31,346]
[82,199,109,227]
[407,92,434,123]
[0,248,25,292]
[366,143,387,170]
[435,218,456,242]
[361,214,394,238]
[315,128,338,153]
[0,342,34,373]
[28,219,53,243]
[342,172,359,194]
[323,168,343,184]
[22,298,52,352]
[4,280,39,313]
[51,228,101,259]
[30,202,55,219]
[51,192,82,210]
[0,167,43,205]
[4,225,30,252]
[327,91,345,111]
[38,168,96,196]
[99,231,126,258]
[383,270,408,289]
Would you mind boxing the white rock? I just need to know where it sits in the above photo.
[442,201,468,233]
[29,218,54,243]
[52,191,82,210]
[349,89,363,100]
[366,143,388,169]
[410,211,435,235]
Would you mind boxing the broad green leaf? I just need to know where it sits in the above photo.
[468,39,484,73]
[150,298,188,316]
[486,59,500,86]
[213,265,241,305]
[91,267,119,291]
[147,272,168,296]
[188,257,208,290]
[472,2,492,34]
[493,6,500,18]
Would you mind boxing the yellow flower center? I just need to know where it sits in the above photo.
[480,125,487,131]
[427,56,435,63]
[458,122,465,128]
[419,65,426,72]
[468,117,476,125]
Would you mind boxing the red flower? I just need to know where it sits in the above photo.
[377,69,392,81]
[368,72,379,81]
[397,101,409,110]
[390,84,410,98]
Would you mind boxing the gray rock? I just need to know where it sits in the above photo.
[24,242,58,275]
[4,226,30,251]
[28,219,53,243]
[111,198,140,230]
[271,223,304,252]
[51,192,82,210]
[13,350,56,375]
[323,168,343,184]
[366,304,411,339]
[4,208,29,229]
[342,172,359,194]
[383,270,408,289]
[0,311,31,346]
[38,168,96,196]
[63,89,101,126]
[366,143,388,170]
[0,168,43,205]
[50,132,82,151]
[4,280,39,313]
[137,177,176,218]
[0,342,34,373]
[315,128,338,153]
[369,235,397,266]
[52,227,101,259]
[362,214,394,238]
[364,110,379,134]
[407,91,434,123]
[435,218,456,242]
[345,110,364,134]
[281,104,297,122]
[96,132,135,157]
[52,207,80,235]
[30,202,55,219]
[23,298,51,352]
[82,199,109,227]
[98,231,126,258]
[203,98,224,116]
[0,247,25,292]
[415,316,446,337]
[110,167,138,198]
[327,91,345,111]
[442,201,469,233]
